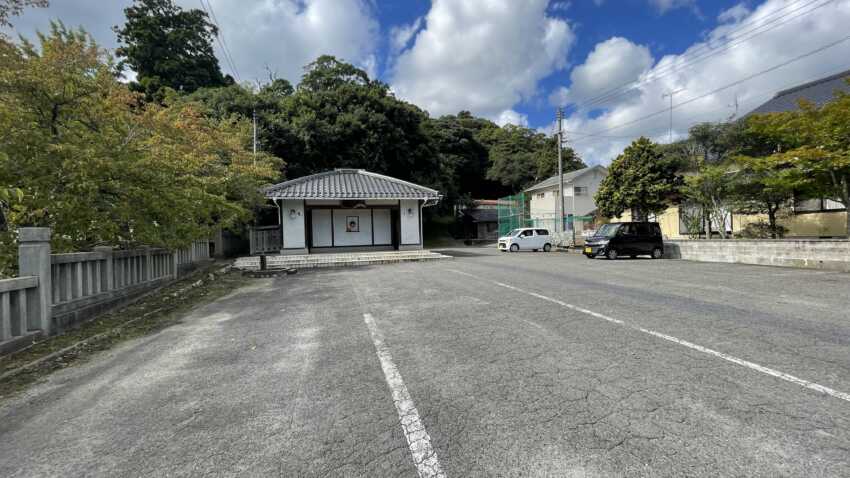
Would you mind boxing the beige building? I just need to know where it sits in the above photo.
[525,165,608,240]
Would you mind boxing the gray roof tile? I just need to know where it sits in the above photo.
[524,165,608,193]
[747,69,850,116]
[264,169,441,200]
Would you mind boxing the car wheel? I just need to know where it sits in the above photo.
[510,244,519,252]
[543,243,552,252]
[652,247,663,259]
[606,248,619,260]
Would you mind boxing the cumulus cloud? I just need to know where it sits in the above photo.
[7,0,379,86]
[560,0,850,165]
[390,0,575,119]
[551,37,653,109]
[495,109,530,127]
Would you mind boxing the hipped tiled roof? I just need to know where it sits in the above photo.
[264,169,441,200]
[747,69,850,116]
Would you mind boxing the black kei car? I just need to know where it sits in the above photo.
[584,222,664,260]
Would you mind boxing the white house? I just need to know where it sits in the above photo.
[257,169,441,254]
[524,165,608,235]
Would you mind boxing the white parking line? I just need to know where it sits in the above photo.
[449,269,850,404]
[363,313,446,478]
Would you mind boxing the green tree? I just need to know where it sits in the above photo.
[745,88,850,236]
[595,137,681,220]
[114,0,228,99]
[483,124,584,192]
[682,165,736,239]
[0,24,278,263]
[731,155,798,238]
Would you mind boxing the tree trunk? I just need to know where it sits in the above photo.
[767,204,777,239]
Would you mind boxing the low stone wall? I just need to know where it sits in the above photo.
[665,239,850,272]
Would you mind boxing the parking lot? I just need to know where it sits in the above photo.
[1,249,849,477]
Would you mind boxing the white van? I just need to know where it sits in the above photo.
[497,228,552,252]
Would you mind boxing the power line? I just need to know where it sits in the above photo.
[567,33,850,140]
[199,0,241,82]
[567,0,836,112]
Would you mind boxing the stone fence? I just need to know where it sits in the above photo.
[664,239,850,272]
[0,228,211,354]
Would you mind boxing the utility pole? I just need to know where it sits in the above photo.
[662,88,685,143]
[556,107,564,235]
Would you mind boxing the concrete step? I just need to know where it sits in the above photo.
[234,251,452,271]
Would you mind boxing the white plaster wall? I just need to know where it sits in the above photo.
[333,209,373,246]
[400,200,421,245]
[529,168,606,220]
[373,209,392,245]
[311,209,333,247]
[281,200,306,249]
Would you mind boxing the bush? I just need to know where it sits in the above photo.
[736,222,788,239]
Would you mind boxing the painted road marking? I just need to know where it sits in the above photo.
[449,269,850,404]
[363,313,446,478]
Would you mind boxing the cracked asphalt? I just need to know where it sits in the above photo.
[1,248,850,477]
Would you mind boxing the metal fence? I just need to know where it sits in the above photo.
[497,193,532,237]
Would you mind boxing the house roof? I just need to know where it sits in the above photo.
[524,165,608,193]
[264,169,441,200]
[747,69,850,116]
[463,208,498,223]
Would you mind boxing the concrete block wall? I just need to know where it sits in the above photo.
[665,239,850,272]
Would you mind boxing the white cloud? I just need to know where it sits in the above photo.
[495,109,529,127]
[649,0,697,14]
[390,0,575,119]
[718,3,751,23]
[552,37,653,109]
[559,0,850,165]
[389,17,423,55]
[7,0,380,86]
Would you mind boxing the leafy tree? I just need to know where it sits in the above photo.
[681,165,736,239]
[0,24,278,263]
[595,137,682,220]
[114,0,228,99]
[0,0,46,28]
[745,88,850,236]
[731,155,797,238]
[484,125,583,192]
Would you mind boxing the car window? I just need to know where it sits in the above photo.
[636,223,651,236]
[621,224,635,235]
[536,229,549,236]
[521,229,534,237]
[651,223,662,237]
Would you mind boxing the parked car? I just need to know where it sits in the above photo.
[583,222,663,259]
[498,228,552,252]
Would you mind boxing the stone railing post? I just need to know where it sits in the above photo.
[18,228,52,335]
[172,251,179,278]
[94,246,114,292]
[143,246,152,282]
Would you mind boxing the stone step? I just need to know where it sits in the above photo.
[234,252,451,271]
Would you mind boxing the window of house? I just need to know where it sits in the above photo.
[536,193,545,199]
[574,186,588,196]
[794,198,846,213]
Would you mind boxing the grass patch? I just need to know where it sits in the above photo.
[0,264,250,400]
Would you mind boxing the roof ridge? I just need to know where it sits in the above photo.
[357,170,440,195]
[773,69,850,99]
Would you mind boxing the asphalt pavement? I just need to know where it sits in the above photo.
[1,248,849,477]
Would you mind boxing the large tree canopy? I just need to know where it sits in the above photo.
[114,0,228,99]
[0,24,278,274]
[595,137,681,220]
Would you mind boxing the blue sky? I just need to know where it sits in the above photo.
[9,0,850,163]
